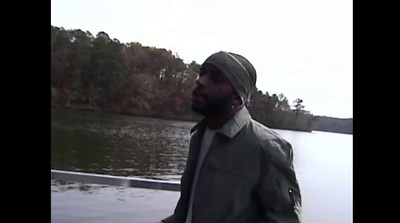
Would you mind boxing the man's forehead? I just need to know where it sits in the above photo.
[201,63,225,75]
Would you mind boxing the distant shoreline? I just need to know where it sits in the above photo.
[51,105,351,135]
[51,104,201,124]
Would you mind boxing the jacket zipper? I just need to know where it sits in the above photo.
[191,132,221,222]
[194,134,219,190]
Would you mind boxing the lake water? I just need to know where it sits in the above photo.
[51,108,352,223]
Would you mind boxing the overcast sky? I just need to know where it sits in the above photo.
[51,0,352,118]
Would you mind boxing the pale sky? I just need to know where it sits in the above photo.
[51,0,353,118]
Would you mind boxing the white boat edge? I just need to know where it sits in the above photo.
[51,169,180,192]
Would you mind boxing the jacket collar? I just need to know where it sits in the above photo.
[190,106,252,138]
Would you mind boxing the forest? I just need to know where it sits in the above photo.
[51,25,352,134]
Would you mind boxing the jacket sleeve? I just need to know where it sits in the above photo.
[161,214,174,223]
[257,138,302,223]
[160,138,195,223]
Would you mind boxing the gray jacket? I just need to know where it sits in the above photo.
[162,107,301,223]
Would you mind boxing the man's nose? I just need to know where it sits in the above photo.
[196,73,208,87]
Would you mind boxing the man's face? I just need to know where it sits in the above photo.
[191,64,236,116]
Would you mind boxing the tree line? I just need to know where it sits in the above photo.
[313,116,353,134]
[51,25,351,134]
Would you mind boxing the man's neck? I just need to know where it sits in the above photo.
[206,106,242,130]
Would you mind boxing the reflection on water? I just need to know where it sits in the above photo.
[51,108,193,179]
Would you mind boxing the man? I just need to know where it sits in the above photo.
[161,51,301,223]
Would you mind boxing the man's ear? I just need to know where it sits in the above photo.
[233,95,243,107]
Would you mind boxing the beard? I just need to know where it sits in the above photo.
[191,93,234,116]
